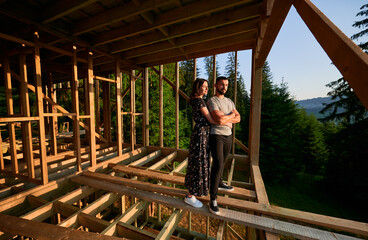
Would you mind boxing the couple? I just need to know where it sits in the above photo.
[184,76,241,215]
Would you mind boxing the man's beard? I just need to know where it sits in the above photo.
[217,89,226,95]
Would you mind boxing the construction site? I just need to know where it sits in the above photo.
[0,0,368,239]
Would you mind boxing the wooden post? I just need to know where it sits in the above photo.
[34,31,48,184]
[232,51,238,155]
[95,77,100,134]
[72,45,82,172]
[3,57,18,174]
[213,55,217,96]
[175,62,179,149]
[159,65,163,147]
[115,58,122,156]
[193,58,197,80]
[48,74,57,155]
[144,67,149,146]
[130,70,136,151]
[249,49,262,166]
[84,77,90,143]
[87,51,96,166]
[19,54,34,178]
[103,81,111,142]
[0,132,4,170]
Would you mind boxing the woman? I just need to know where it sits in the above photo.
[184,78,232,208]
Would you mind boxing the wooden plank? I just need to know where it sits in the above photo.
[115,57,123,156]
[0,117,40,122]
[19,54,34,179]
[3,57,18,174]
[27,194,49,208]
[159,65,164,147]
[255,0,293,68]
[293,0,368,109]
[111,165,256,200]
[94,75,116,83]
[216,221,225,240]
[0,213,123,240]
[34,32,48,184]
[53,201,80,218]
[103,81,112,142]
[175,62,179,149]
[117,222,156,239]
[71,176,362,240]
[87,51,97,166]
[0,133,3,170]
[72,46,82,172]
[78,212,110,232]
[155,209,184,240]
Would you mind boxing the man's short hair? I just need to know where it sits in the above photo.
[216,76,228,82]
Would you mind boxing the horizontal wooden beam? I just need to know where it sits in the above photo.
[109,3,261,52]
[0,213,123,240]
[71,176,363,239]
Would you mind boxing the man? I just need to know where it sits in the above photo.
[207,76,241,215]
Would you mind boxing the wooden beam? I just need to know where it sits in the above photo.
[34,31,48,184]
[47,74,58,156]
[159,65,164,147]
[144,67,149,146]
[72,46,82,172]
[293,0,368,109]
[87,51,97,166]
[42,0,99,23]
[95,77,100,134]
[121,20,258,60]
[93,0,255,45]
[3,57,18,174]
[255,0,293,68]
[155,209,184,240]
[0,213,123,240]
[116,57,123,156]
[249,50,262,166]
[130,70,136,151]
[133,32,256,65]
[72,0,170,35]
[94,75,116,83]
[108,3,261,52]
[175,62,179,149]
[103,81,112,142]
[19,54,34,178]
[71,176,363,239]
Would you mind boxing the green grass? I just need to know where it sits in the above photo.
[264,176,368,223]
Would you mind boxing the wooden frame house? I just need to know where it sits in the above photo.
[0,0,368,239]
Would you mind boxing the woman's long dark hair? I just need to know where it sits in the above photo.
[190,78,208,99]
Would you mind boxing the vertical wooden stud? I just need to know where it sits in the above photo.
[130,70,136,151]
[232,51,238,155]
[87,51,96,166]
[144,67,149,146]
[175,62,179,149]
[34,31,48,184]
[48,74,57,155]
[84,77,90,143]
[0,131,4,170]
[19,54,34,178]
[95,78,100,134]
[213,55,217,96]
[3,57,18,174]
[193,58,197,81]
[103,81,111,142]
[72,45,82,172]
[159,65,163,147]
[115,57,122,156]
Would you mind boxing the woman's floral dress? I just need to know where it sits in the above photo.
[184,98,210,196]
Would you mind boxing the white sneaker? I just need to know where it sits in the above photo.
[184,196,203,208]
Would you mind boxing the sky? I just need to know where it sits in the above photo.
[197,0,367,100]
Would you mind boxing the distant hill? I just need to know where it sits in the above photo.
[296,97,336,119]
